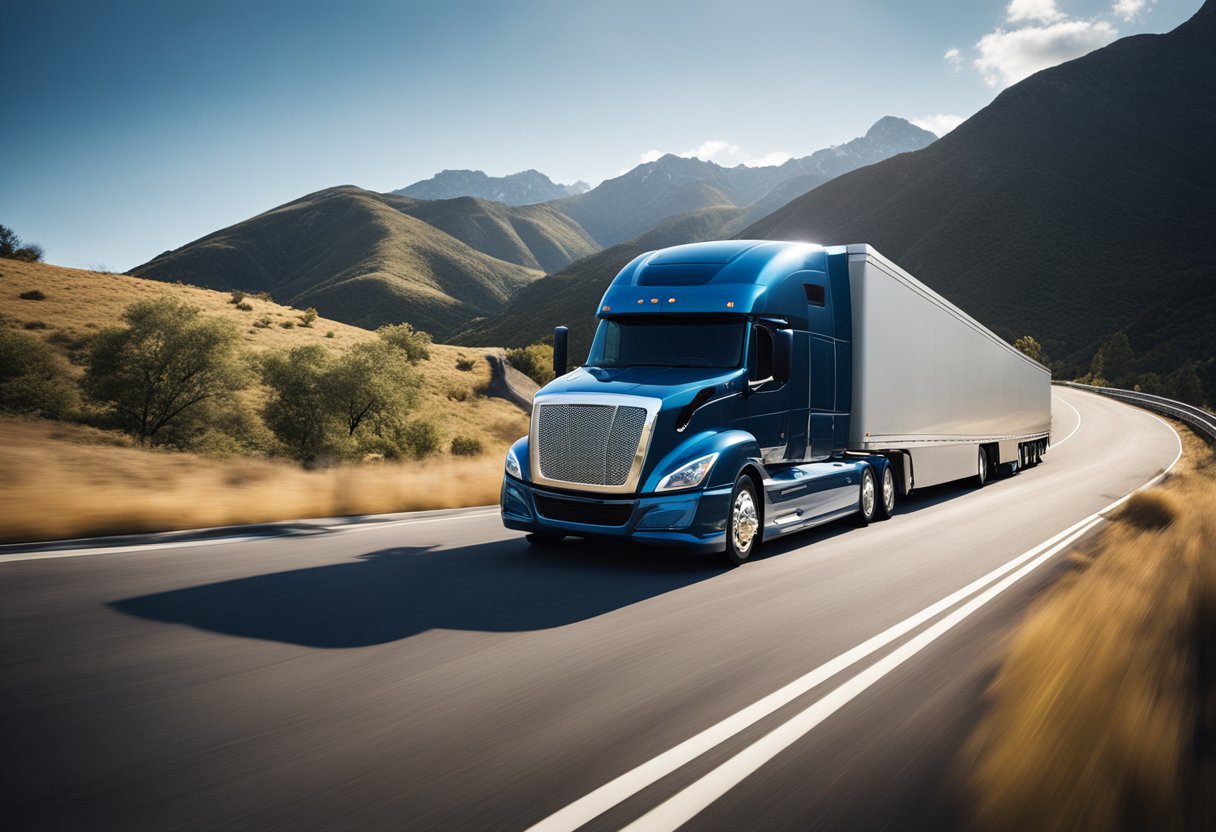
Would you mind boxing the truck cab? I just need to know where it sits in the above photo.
[500,240,892,564]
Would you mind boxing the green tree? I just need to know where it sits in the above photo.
[376,322,431,363]
[1169,363,1206,407]
[82,298,246,443]
[0,224,44,262]
[299,307,318,328]
[505,342,555,386]
[1012,335,1047,364]
[1094,332,1135,386]
[0,329,75,417]
[260,344,339,461]
[325,340,420,438]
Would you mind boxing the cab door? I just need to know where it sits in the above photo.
[744,323,789,463]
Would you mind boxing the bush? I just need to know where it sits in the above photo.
[455,355,477,372]
[299,307,317,328]
[376,322,431,363]
[0,328,76,417]
[447,385,472,402]
[235,301,253,312]
[19,290,46,301]
[1118,490,1179,531]
[505,342,555,386]
[0,225,44,262]
[450,435,483,456]
[279,319,295,329]
[397,418,441,459]
[253,291,273,302]
[82,297,248,443]
[253,315,273,328]
[325,331,335,339]
[22,321,48,330]
[229,290,245,305]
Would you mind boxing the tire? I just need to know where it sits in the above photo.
[975,446,989,488]
[853,467,878,527]
[875,464,896,520]
[724,474,761,566]
[525,532,564,546]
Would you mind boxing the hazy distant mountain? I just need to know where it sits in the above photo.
[393,169,589,204]
[131,187,543,337]
[747,2,1216,359]
[549,117,937,247]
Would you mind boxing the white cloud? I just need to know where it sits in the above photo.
[911,114,966,136]
[974,19,1118,87]
[1112,0,1156,21]
[944,47,962,70]
[637,140,790,168]
[1005,0,1065,24]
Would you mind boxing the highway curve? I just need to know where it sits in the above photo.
[0,387,1181,831]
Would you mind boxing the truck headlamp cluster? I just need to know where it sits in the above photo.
[656,453,719,492]
[505,448,522,479]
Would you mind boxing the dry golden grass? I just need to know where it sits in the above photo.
[0,260,530,542]
[968,425,1215,831]
[0,418,504,543]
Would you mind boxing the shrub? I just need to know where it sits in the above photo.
[0,328,76,417]
[23,321,48,330]
[397,418,441,459]
[253,315,273,329]
[235,301,253,311]
[0,225,44,262]
[253,291,273,302]
[279,320,295,329]
[450,435,483,456]
[82,297,248,443]
[376,322,431,363]
[447,385,471,402]
[325,331,335,339]
[229,290,246,305]
[299,307,318,328]
[505,342,555,386]
[455,355,477,372]
[19,290,46,301]
[1118,490,1179,531]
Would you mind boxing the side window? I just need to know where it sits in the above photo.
[810,338,835,410]
[804,283,825,307]
[602,320,621,364]
[748,325,774,382]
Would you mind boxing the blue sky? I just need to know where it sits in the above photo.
[0,0,1195,270]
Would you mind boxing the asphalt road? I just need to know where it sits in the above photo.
[0,387,1181,831]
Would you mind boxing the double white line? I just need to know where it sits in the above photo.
[529,423,1182,832]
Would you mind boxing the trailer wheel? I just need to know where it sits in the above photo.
[876,465,896,520]
[525,533,565,546]
[724,474,761,566]
[975,447,989,488]
[853,467,878,527]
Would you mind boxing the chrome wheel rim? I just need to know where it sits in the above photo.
[883,468,895,514]
[979,450,987,482]
[861,472,875,518]
[732,490,758,553]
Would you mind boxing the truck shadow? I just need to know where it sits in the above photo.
[109,538,723,648]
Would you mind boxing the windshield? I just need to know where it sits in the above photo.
[586,316,747,369]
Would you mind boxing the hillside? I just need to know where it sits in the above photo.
[389,193,598,273]
[393,168,589,204]
[129,186,544,338]
[548,117,936,247]
[746,2,1216,360]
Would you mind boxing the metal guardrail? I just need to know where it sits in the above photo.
[1056,381,1216,444]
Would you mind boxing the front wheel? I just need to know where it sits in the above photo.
[853,467,878,527]
[724,475,760,566]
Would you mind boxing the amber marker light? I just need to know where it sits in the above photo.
[668,297,676,303]
[636,298,644,304]
[602,305,611,312]
[650,298,659,304]
[726,301,735,308]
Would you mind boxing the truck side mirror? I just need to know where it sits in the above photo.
[773,329,793,384]
[553,326,568,377]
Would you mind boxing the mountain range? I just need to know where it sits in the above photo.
[393,169,589,204]
[464,1,1216,397]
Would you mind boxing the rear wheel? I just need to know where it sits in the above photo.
[724,475,760,566]
[975,446,989,488]
[876,465,896,520]
[853,467,878,527]
[525,532,564,546]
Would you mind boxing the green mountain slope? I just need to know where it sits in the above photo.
[130,186,542,337]
[746,2,1216,359]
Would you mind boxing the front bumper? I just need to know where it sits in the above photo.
[501,476,731,554]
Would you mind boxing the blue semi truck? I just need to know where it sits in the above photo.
[501,241,1052,564]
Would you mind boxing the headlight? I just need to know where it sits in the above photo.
[505,448,522,479]
[656,453,719,492]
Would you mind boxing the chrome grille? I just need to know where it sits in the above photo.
[536,403,648,487]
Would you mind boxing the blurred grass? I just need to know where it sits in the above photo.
[968,424,1215,830]
[0,417,505,543]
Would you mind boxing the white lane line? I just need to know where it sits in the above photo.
[623,514,1107,832]
[0,509,501,563]
[1050,392,1082,449]
[528,407,1180,832]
